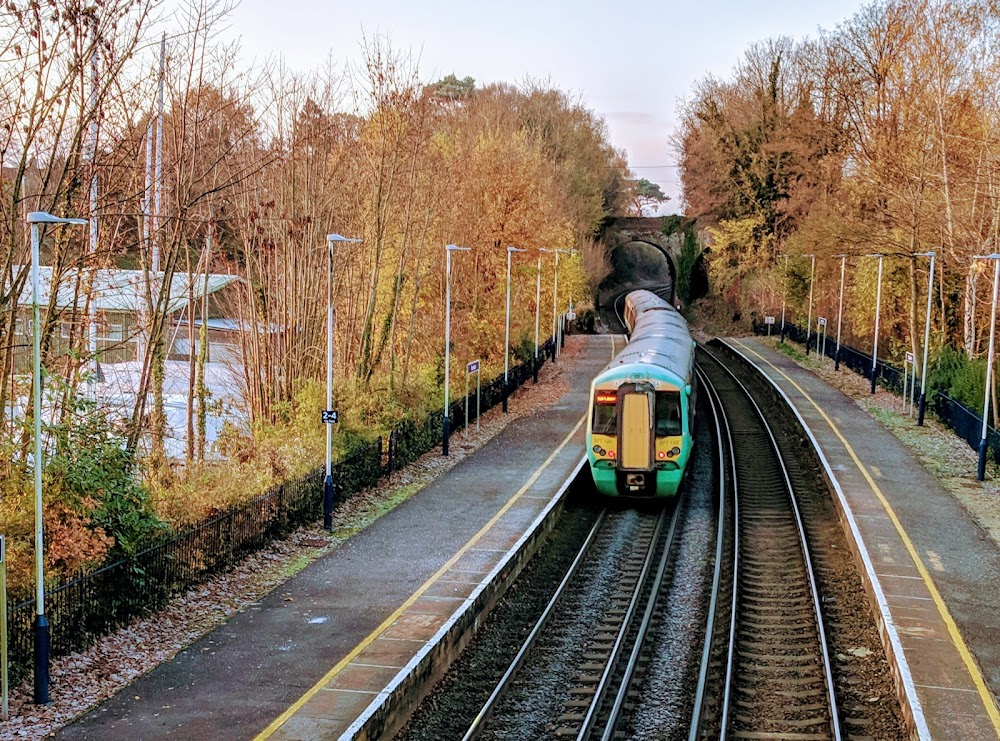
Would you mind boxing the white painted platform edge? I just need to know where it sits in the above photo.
[721,339,931,741]
[341,456,587,740]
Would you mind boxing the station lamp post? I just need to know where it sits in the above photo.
[539,249,556,361]
[323,233,362,531]
[975,254,1000,481]
[556,248,577,358]
[917,251,936,426]
[804,254,816,354]
[533,252,542,382]
[444,244,472,455]
[868,253,885,394]
[26,211,88,705]
[503,246,527,412]
[833,254,847,370]
[780,254,789,342]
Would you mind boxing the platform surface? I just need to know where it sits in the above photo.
[728,337,1000,741]
[57,335,617,741]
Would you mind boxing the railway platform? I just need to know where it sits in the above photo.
[725,337,1000,741]
[56,334,617,741]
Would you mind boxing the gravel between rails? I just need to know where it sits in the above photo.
[478,508,659,741]
[698,347,838,738]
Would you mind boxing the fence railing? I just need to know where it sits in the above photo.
[751,320,1000,464]
[6,338,557,685]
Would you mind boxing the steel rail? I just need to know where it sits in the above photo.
[699,346,843,741]
[613,290,629,333]
[576,506,672,739]
[687,365,738,740]
[461,510,608,741]
[594,500,683,741]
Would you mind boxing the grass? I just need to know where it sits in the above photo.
[276,554,314,580]
[774,340,807,363]
[331,482,424,541]
[236,482,430,593]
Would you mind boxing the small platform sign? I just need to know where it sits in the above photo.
[466,360,480,374]
[764,316,775,325]
[905,351,915,364]
[321,410,339,424]
[818,317,827,327]
[567,311,576,321]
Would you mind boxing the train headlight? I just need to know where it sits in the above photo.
[657,451,666,460]
[668,447,681,457]
[608,450,616,459]
[592,445,606,456]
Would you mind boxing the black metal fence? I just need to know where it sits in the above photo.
[751,320,999,461]
[931,392,1000,462]
[6,338,557,685]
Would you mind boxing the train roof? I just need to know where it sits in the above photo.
[599,290,694,385]
[624,289,675,318]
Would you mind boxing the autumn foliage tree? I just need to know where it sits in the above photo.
[679,0,1000,389]
[0,1,629,588]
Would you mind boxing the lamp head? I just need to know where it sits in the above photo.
[27,211,88,226]
[446,244,472,252]
[327,233,363,244]
[507,245,527,253]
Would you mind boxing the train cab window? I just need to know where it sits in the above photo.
[655,391,682,437]
[592,391,618,435]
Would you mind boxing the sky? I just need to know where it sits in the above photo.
[212,0,869,213]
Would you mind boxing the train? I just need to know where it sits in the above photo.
[586,290,696,497]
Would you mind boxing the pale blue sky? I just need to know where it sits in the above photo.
[216,0,868,208]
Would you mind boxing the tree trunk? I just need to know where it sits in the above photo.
[908,254,919,366]
[196,231,212,462]
[185,249,196,464]
[965,266,977,356]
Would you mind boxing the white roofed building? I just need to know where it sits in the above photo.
[7,266,269,459]
[10,266,247,372]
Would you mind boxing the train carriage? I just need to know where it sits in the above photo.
[587,290,695,497]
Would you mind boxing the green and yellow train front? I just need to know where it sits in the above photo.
[587,364,693,497]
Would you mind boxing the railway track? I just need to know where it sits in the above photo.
[692,346,842,741]
[405,339,902,741]
[464,502,683,740]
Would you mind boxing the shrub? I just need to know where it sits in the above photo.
[573,309,596,333]
[928,345,986,411]
[46,391,167,558]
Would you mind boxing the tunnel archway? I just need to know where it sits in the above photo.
[597,239,677,307]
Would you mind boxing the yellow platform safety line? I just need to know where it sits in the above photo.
[731,338,1000,736]
[255,335,615,740]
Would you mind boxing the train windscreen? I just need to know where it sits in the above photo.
[592,391,617,434]
[655,391,682,437]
